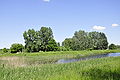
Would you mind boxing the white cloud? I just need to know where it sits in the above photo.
[93,25,106,30]
[43,0,50,2]
[112,24,119,27]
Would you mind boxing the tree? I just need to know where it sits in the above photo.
[23,29,39,52]
[57,42,60,47]
[116,45,120,49]
[10,43,24,53]
[88,32,108,50]
[38,27,54,51]
[47,39,58,51]
[109,44,117,50]
[23,27,57,52]
[72,30,88,50]
[62,38,73,49]
[62,30,108,51]
[2,48,8,53]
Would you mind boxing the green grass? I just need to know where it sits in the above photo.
[1,50,120,65]
[0,56,120,80]
[1,49,120,56]
[0,50,120,80]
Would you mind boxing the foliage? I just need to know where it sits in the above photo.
[62,30,108,50]
[88,32,108,50]
[10,43,24,53]
[23,27,58,52]
[57,46,72,51]
[109,44,117,50]
[57,42,60,47]
[2,48,8,53]
[72,30,88,50]
[1,50,120,57]
[116,45,120,49]
[23,29,39,52]
[46,39,58,51]
[0,50,120,80]
[62,38,73,49]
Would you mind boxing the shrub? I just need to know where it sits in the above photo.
[109,44,117,50]
[2,48,8,53]
[10,43,24,53]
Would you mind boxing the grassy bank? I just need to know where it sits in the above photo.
[0,56,120,80]
[0,50,120,64]
[1,50,120,56]
[0,50,120,80]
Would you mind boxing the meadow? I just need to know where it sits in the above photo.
[0,50,120,80]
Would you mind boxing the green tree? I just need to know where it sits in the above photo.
[116,45,120,49]
[10,43,24,53]
[88,32,108,50]
[23,27,57,52]
[47,39,58,51]
[57,42,60,47]
[2,48,8,53]
[62,38,73,49]
[23,29,38,52]
[62,30,108,51]
[109,44,117,50]
[72,30,88,50]
[38,27,54,51]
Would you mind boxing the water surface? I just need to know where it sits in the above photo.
[57,53,120,63]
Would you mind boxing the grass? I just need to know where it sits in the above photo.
[0,50,120,80]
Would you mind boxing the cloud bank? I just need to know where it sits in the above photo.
[93,25,106,30]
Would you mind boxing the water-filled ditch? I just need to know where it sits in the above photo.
[57,53,120,63]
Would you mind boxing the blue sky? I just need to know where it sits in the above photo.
[0,0,120,49]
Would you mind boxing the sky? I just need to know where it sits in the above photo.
[0,0,120,49]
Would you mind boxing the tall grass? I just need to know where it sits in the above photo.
[1,50,120,65]
[1,50,120,57]
[0,56,120,80]
[0,50,120,80]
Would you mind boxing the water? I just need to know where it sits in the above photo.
[57,53,120,63]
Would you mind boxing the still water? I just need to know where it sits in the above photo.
[57,53,120,63]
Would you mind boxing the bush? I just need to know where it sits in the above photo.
[10,43,24,53]
[2,48,8,53]
[87,48,93,51]
[109,44,117,50]
[58,47,72,51]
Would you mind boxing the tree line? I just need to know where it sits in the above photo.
[1,27,120,53]
[62,30,108,50]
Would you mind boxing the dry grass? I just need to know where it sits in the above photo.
[0,56,26,67]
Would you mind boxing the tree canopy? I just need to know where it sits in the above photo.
[23,27,58,52]
[62,30,108,50]
[109,44,117,50]
[10,43,24,53]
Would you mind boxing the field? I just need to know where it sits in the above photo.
[0,50,120,80]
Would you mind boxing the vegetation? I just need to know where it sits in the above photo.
[109,44,120,50]
[23,27,109,52]
[10,43,24,53]
[2,48,8,53]
[0,50,120,80]
[1,27,119,54]
[0,27,120,80]
[62,30,108,50]
[23,27,58,52]
[109,44,117,50]
[116,45,120,49]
